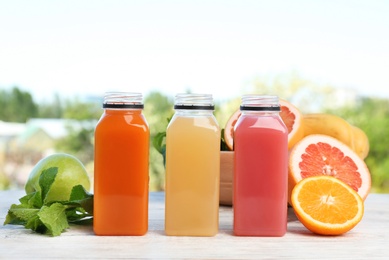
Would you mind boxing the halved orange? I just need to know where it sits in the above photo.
[288,134,371,205]
[223,99,304,150]
[291,175,364,235]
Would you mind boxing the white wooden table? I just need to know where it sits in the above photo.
[1,190,388,259]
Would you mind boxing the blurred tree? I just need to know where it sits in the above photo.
[62,98,101,120]
[55,125,95,164]
[0,87,38,122]
[54,98,100,165]
[37,93,63,118]
[326,97,389,193]
[144,91,174,191]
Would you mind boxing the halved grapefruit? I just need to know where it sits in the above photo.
[223,99,304,150]
[288,134,371,204]
[279,99,304,150]
[224,110,241,151]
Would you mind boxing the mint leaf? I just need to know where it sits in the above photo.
[153,132,166,166]
[38,203,69,236]
[69,184,92,201]
[220,129,230,151]
[19,192,35,205]
[4,170,93,236]
[25,214,46,234]
[67,185,94,213]
[66,207,92,223]
[39,167,58,202]
[20,191,43,208]
[4,203,39,225]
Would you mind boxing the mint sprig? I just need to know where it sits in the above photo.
[3,167,93,236]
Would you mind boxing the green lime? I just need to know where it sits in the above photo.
[25,153,90,202]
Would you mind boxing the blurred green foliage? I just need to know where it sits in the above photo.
[326,97,389,193]
[0,87,38,122]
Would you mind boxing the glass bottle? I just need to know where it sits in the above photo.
[94,92,149,236]
[233,95,288,236]
[165,93,220,236]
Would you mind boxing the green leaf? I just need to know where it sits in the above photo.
[220,128,230,151]
[37,203,69,236]
[66,207,92,223]
[4,174,93,236]
[19,192,35,205]
[19,191,43,208]
[152,131,166,154]
[69,184,92,201]
[39,167,58,202]
[66,185,94,213]
[25,215,46,234]
[4,204,39,225]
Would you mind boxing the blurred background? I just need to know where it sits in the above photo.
[1,0,388,192]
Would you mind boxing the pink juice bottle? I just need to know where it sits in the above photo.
[233,95,288,236]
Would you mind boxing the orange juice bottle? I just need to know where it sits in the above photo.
[234,95,288,236]
[94,92,149,236]
[165,94,220,236]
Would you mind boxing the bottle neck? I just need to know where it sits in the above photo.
[103,92,144,110]
[240,95,280,114]
[175,109,214,116]
[174,93,215,116]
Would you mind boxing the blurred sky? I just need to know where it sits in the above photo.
[1,0,388,102]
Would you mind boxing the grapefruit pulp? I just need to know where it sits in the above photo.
[288,134,371,204]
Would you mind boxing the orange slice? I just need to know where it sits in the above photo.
[288,134,371,204]
[223,99,304,150]
[291,175,364,235]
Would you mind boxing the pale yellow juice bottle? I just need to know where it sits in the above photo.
[165,94,220,236]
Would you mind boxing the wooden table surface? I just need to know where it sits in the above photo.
[1,190,388,259]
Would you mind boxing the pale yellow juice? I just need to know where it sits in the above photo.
[165,114,220,236]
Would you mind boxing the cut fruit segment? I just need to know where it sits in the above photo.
[223,99,304,150]
[288,134,371,204]
[291,175,364,235]
[279,99,304,150]
[223,110,241,151]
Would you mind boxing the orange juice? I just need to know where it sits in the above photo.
[94,92,149,236]
[165,94,220,236]
[233,95,288,237]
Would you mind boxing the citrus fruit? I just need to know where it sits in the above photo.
[302,113,370,159]
[288,134,371,205]
[25,153,90,202]
[279,99,304,150]
[303,113,354,151]
[223,99,304,150]
[291,175,364,235]
[351,125,370,159]
[223,110,241,150]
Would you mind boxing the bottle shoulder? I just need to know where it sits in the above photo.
[167,114,220,133]
[235,114,287,132]
[96,110,148,128]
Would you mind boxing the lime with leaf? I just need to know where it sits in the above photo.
[4,153,93,236]
[25,153,90,203]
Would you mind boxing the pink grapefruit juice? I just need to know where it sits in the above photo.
[233,113,288,236]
